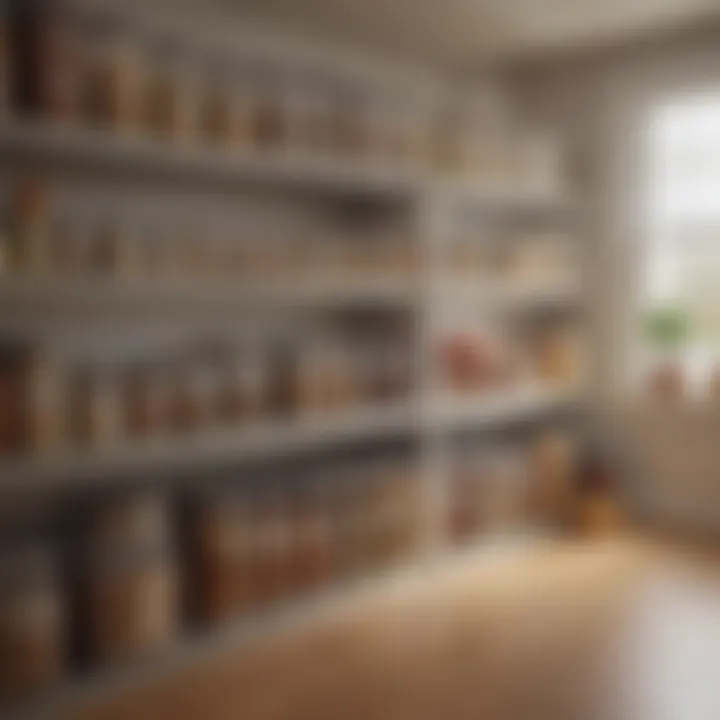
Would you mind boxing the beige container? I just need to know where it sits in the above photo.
[0,545,65,704]
[530,431,578,521]
[84,547,178,666]
[21,350,66,456]
[9,179,53,275]
[123,364,172,441]
[76,15,140,135]
[193,499,255,622]
[68,366,123,450]
[140,39,195,146]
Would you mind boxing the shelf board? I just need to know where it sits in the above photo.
[439,280,582,311]
[431,179,568,214]
[0,121,571,212]
[11,531,546,720]
[0,402,419,496]
[0,390,584,496]
[0,276,417,319]
[0,120,422,199]
[434,386,583,429]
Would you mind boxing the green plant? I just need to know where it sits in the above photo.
[644,305,690,350]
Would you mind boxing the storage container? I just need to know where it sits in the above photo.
[0,544,65,704]
[83,545,178,665]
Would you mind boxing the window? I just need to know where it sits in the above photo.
[643,93,720,380]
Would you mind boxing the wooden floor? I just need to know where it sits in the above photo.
[64,536,720,720]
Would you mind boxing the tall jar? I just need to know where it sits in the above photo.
[82,494,177,665]
[19,347,65,457]
[250,68,287,152]
[17,0,84,123]
[192,496,255,623]
[0,543,65,705]
[123,362,171,442]
[140,36,194,146]
[250,493,290,606]
[8,178,52,276]
[216,351,267,426]
[83,545,178,666]
[76,11,139,135]
[68,364,123,451]
[196,56,234,149]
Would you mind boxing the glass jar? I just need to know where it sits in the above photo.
[0,544,65,704]
[20,348,65,457]
[250,494,290,606]
[250,68,287,152]
[123,363,172,442]
[217,352,267,426]
[9,178,52,275]
[76,11,139,134]
[140,36,193,145]
[196,57,234,149]
[83,545,178,666]
[68,364,123,450]
[288,486,333,593]
[193,497,254,622]
[49,210,92,277]
[22,1,84,123]
[329,87,366,159]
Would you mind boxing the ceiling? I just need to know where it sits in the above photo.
[208,0,720,69]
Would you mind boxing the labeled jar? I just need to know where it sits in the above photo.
[20,348,65,456]
[250,494,290,605]
[216,353,267,426]
[9,178,52,275]
[140,37,192,145]
[193,497,255,623]
[123,363,171,441]
[68,365,123,450]
[197,58,234,148]
[288,488,333,593]
[21,1,83,122]
[0,544,65,704]
[83,545,178,666]
[77,12,138,134]
[49,212,92,276]
[250,69,287,151]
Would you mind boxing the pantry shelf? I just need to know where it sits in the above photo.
[0,277,418,318]
[432,179,569,214]
[0,390,582,496]
[12,531,543,720]
[434,386,583,429]
[439,281,583,311]
[0,120,423,199]
[0,402,419,495]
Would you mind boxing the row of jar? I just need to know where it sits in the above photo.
[0,461,422,705]
[447,232,577,288]
[0,338,413,458]
[448,430,579,542]
[438,324,585,394]
[0,3,431,169]
[2,179,418,282]
[0,4,565,190]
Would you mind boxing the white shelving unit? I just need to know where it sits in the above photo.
[0,4,587,713]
